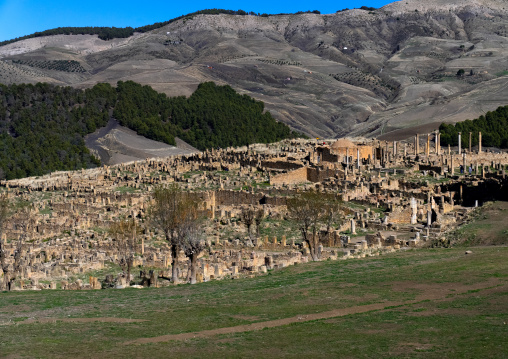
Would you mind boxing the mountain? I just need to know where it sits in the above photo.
[1,0,508,139]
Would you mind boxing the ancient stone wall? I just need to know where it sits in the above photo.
[261,160,303,171]
[215,190,264,206]
[331,145,373,161]
[388,206,412,224]
[318,147,339,162]
[307,167,338,183]
[270,167,308,185]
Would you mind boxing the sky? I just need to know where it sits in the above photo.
[0,0,394,42]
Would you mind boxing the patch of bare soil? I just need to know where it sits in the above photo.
[470,202,508,245]
[215,338,238,344]
[126,280,505,344]
[230,314,261,321]
[2,355,23,359]
[390,278,503,301]
[356,323,401,334]
[16,317,147,325]
[390,342,439,356]
[0,304,32,313]
[378,122,442,142]
[408,308,480,317]
[85,119,199,165]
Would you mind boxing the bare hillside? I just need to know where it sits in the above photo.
[85,120,199,165]
[2,0,508,139]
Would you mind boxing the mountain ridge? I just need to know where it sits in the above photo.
[2,0,508,139]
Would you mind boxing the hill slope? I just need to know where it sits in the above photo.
[84,119,199,165]
[0,81,295,179]
[1,0,508,139]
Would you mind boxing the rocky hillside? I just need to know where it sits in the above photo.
[1,0,508,139]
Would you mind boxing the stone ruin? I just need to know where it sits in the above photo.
[1,134,507,290]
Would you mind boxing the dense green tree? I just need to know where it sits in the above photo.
[0,81,299,180]
[439,105,508,149]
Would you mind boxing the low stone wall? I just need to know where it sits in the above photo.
[270,167,308,185]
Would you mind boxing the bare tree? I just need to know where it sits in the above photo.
[0,194,13,291]
[182,222,206,284]
[241,207,255,239]
[0,193,8,240]
[0,235,10,291]
[8,239,23,291]
[1,202,31,291]
[254,208,264,237]
[149,184,200,284]
[287,190,343,261]
[109,219,140,284]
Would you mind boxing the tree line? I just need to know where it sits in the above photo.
[439,105,508,148]
[0,81,298,180]
[113,81,298,150]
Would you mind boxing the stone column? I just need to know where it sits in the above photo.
[478,131,482,153]
[350,219,356,234]
[427,210,432,227]
[450,155,454,175]
[404,143,407,157]
[458,132,461,154]
[425,134,429,156]
[415,134,419,155]
[410,197,417,225]
[357,148,360,169]
[393,141,397,157]
[463,153,466,175]
[469,132,472,153]
[435,132,439,155]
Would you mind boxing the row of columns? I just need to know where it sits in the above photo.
[372,130,485,165]
[344,148,363,170]
[413,131,483,156]
[455,131,483,155]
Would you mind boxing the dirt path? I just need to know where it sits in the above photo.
[127,301,402,344]
[127,280,506,345]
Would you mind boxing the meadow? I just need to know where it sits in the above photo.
[1,245,507,358]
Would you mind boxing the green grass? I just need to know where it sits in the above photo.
[38,206,53,215]
[495,70,508,77]
[445,202,508,246]
[258,218,301,243]
[115,186,139,194]
[344,201,387,215]
[0,247,507,358]
[183,170,204,179]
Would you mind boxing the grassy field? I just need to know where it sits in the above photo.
[447,202,508,247]
[1,245,507,358]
